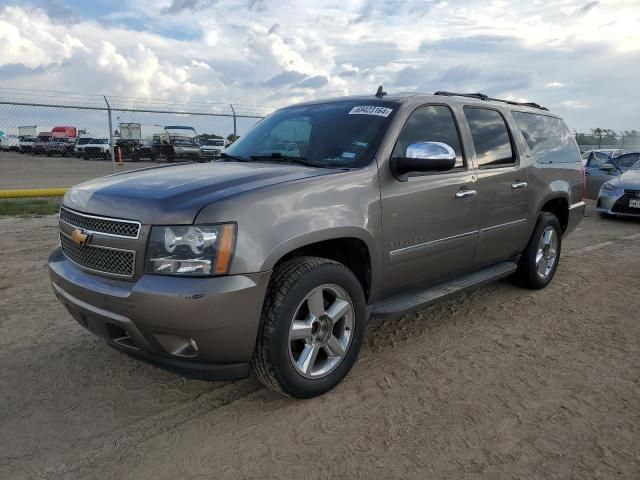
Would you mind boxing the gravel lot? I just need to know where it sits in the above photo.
[0,151,160,190]
[1,203,639,479]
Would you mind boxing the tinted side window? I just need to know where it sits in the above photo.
[463,107,514,167]
[392,105,464,168]
[512,111,581,164]
[615,153,640,171]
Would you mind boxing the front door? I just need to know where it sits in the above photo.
[379,104,479,297]
[585,151,618,199]
[461,106,531,268]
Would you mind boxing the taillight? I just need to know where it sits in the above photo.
[580,163,586,199]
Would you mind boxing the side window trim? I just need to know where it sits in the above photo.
[463,105,518,170]
[391,102,468,175]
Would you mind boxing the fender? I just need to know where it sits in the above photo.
[260,226,378,273]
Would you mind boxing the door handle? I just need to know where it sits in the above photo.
[511,181,528,190]
[584,171,590,176]
[455,189,477,199]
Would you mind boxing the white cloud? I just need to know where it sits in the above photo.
[0,1,638,130]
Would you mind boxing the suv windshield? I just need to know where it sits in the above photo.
[76,138,93,145]
[205,140,224,146]
[225,101,398,168]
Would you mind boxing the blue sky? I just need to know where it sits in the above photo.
[1,0,639,132]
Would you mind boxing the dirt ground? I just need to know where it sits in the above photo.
[1,203,639,479]
[0,152,157,190]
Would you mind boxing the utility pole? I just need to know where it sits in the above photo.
[229,104,237,138]
[104,96,116,173]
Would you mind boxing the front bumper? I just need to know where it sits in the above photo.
[48,247,271,380]
[596,191,640,217]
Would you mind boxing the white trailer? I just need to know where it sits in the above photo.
[18,126,38,137]
[118,123,164,141]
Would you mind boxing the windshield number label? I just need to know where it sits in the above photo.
[348,106,393,117]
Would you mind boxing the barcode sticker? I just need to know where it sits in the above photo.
[348,106,393,117]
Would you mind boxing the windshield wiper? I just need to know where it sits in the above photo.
[219,152,250,162]
[249,153,318,167]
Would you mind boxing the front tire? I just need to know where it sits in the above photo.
[252,257,366,398]
[514,212,562,290]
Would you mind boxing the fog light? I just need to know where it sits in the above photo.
[154,333,199,358]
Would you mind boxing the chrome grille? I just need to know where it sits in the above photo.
[60,233,135,277]
[60,207,140,238]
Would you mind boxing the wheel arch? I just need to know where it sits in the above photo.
[263,229,375,302]
[537,194,570,233]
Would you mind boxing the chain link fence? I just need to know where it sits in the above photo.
[0,88,271,198]
[574,130,640,153]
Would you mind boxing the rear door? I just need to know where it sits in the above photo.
[461,106,531,268]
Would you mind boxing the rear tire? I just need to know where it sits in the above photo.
[252,257,366,398]
[514,212,562,290]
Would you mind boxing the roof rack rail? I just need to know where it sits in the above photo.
[434,91,488,101]
[434,91,548,111]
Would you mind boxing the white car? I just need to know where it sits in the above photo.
[1,135,20,152]
[76,138,110,160]
[199,138,226,160]
[19,135,37,153]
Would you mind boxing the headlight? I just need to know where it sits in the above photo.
[601,182,622,194]
[145,224,236,276]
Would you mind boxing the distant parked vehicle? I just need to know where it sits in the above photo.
[584,150,638,198]
[19,135,38,153]
[51,126,78,139]
[45,137,76,157]
[74,136,95,157]
[0,135,20,152]
[597,157,640,218]
[152,126,201,162]
[115,138,154,161]
[80,138,110,160]
[32,133,54,155]
[581,149,628,166]
[199,138,226,160]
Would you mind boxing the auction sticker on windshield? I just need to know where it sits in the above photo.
[348,106,393,117]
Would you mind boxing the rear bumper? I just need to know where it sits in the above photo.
[48,247,271,380]
[566,201,586,235]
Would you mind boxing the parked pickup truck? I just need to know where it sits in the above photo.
[49,90,585,398]
[45,137,76,157]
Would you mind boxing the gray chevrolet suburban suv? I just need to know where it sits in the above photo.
[48,90,585,398]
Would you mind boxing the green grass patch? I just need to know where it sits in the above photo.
[0,197,62,216]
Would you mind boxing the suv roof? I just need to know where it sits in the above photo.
[291,89,555,116]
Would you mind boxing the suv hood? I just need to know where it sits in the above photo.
[64,162,337,224]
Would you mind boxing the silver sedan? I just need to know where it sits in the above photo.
[597,158,640,218]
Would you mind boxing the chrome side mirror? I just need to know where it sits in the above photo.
[406,141,456,161]
[391,142,457,181]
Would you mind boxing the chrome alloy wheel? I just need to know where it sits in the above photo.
[288,283,354,379]
[536,225,559,279]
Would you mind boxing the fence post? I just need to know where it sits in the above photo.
[229,104,237,138]
[103,95,116,173]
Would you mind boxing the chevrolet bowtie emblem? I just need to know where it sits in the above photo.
[70,228,91,246]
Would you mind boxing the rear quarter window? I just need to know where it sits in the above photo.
[512,111,580,164]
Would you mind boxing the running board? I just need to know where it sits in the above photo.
[369,261,518,319]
